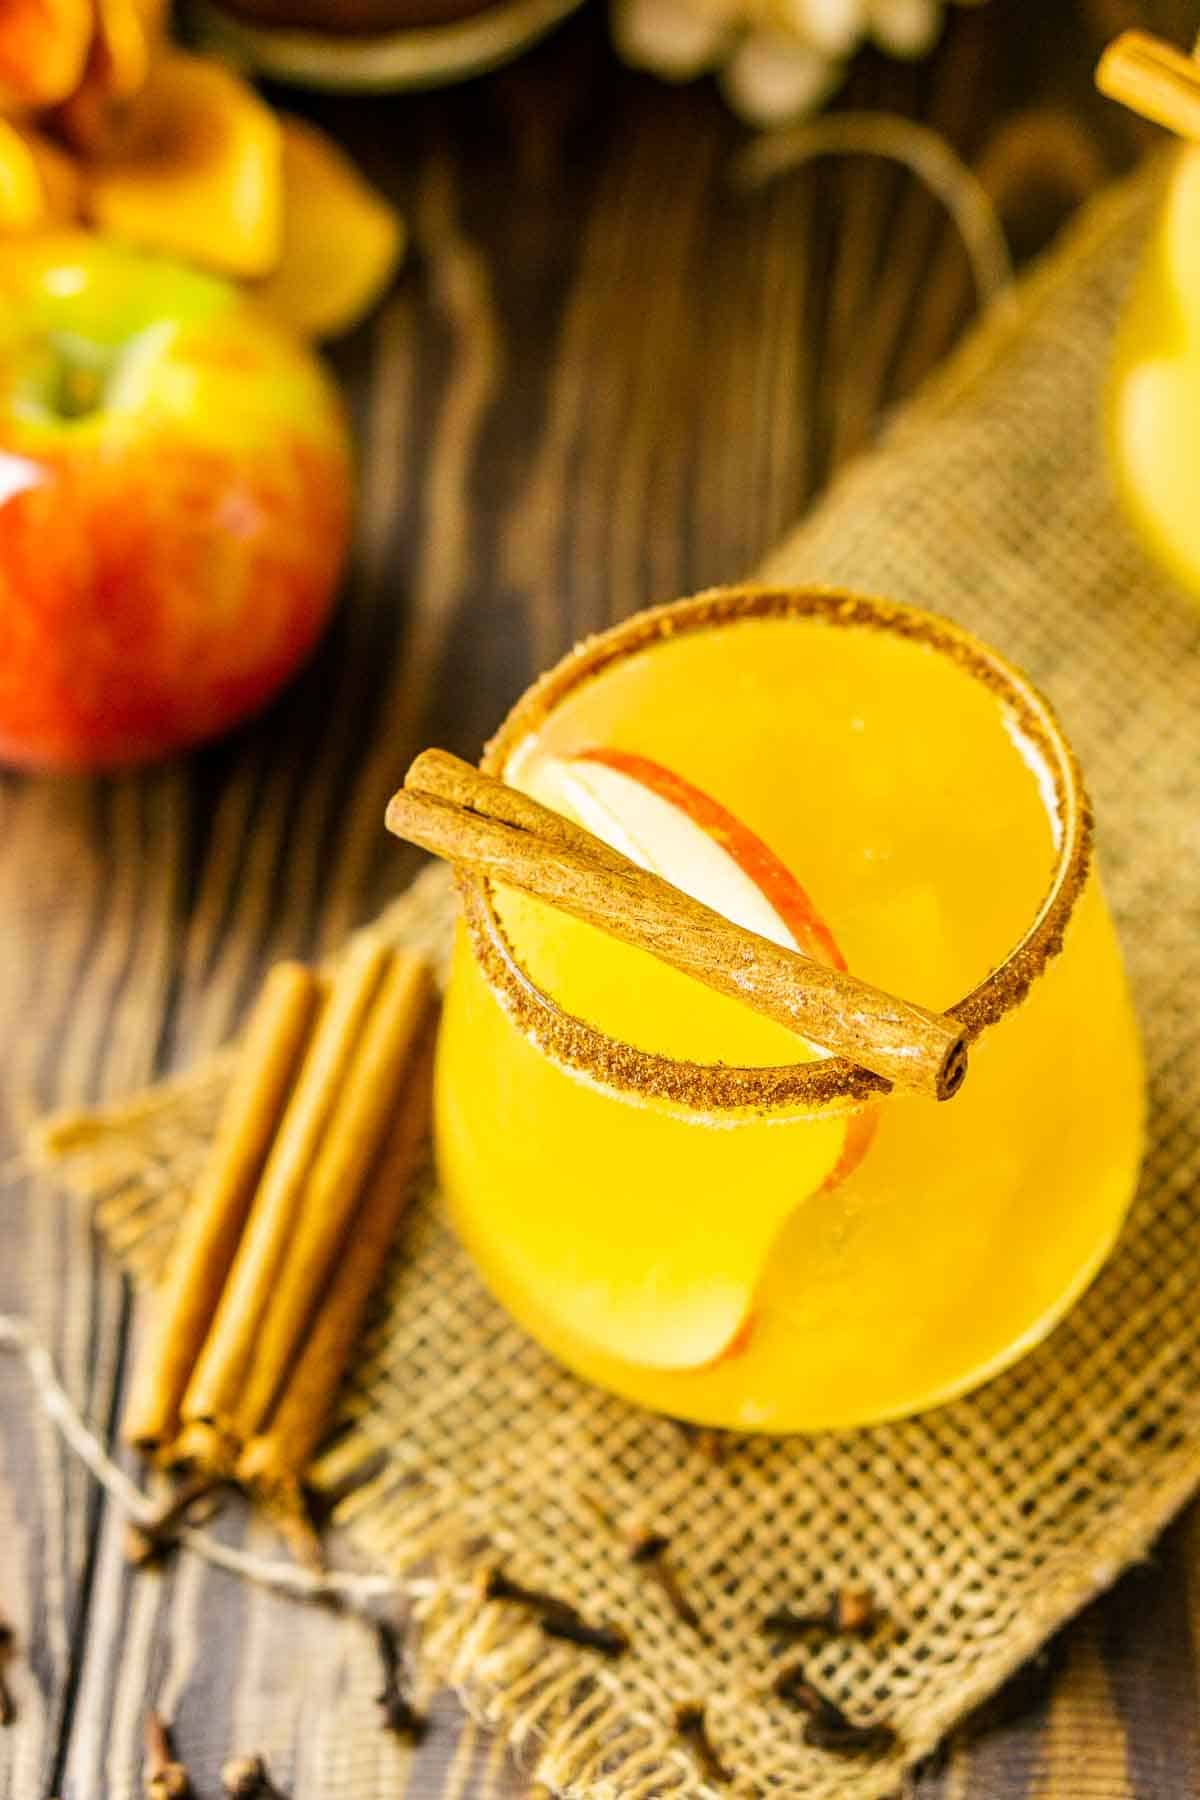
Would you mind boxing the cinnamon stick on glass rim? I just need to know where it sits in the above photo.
[122,962,320,1454]
[1097,30,1200,142]
[387,751,968,1103]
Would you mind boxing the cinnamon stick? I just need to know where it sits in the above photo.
[232,952,434,1439]
[407,747,630,872]
[1097,31,1200,142]
[123,963,319,1453]
[167,1419,235,1479]
[180,937,390,1442]
[387,755,967,1102]
[236,1029,433,1499]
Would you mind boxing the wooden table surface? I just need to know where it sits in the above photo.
[2,1,1199,1793]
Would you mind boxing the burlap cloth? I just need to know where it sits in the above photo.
[37,158,1200,1797]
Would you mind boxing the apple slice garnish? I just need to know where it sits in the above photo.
[515,745,877,1371]
[560,747,848,968]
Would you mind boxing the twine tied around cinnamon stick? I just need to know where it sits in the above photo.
[386,750,968,1103]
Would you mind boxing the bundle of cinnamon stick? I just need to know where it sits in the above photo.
[123,936,436,1526]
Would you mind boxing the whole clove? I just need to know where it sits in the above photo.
[374,1619,426,1741]
[478,1564,627,1658]
[221,1753,287,1797]
[764,1607,820,1639]
[627,1530,702,1633]
[477,1564,581,1627]
[774,1665,831,1714]
[764,1585,880,1642]
[674,1703,732,1785]
[540,1613,628,1657]
[628,1531,672,1563]
[143,1711,192,1799]
[773,1666,896,1758]
[0,1612,15,1727]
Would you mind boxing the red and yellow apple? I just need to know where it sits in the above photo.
[0,232,352,770]
[518,746,876,1368]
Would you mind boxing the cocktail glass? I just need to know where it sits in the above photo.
[436,586,1144,1431]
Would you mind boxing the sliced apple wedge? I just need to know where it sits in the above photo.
[529,746,847,967]
[252,116,403,340]
[511,745,877,1370]
[86,50,283,280]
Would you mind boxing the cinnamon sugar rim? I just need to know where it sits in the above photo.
[460,584,1093,1113]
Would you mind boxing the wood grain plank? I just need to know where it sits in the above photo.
[0,774,183,1796]
[1097,1523,1200,1797]
[1025,1616,1134,1800]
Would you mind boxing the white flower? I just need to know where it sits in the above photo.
[612,0,985,127]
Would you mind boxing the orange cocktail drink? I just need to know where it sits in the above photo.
[436,587,1144,1431]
